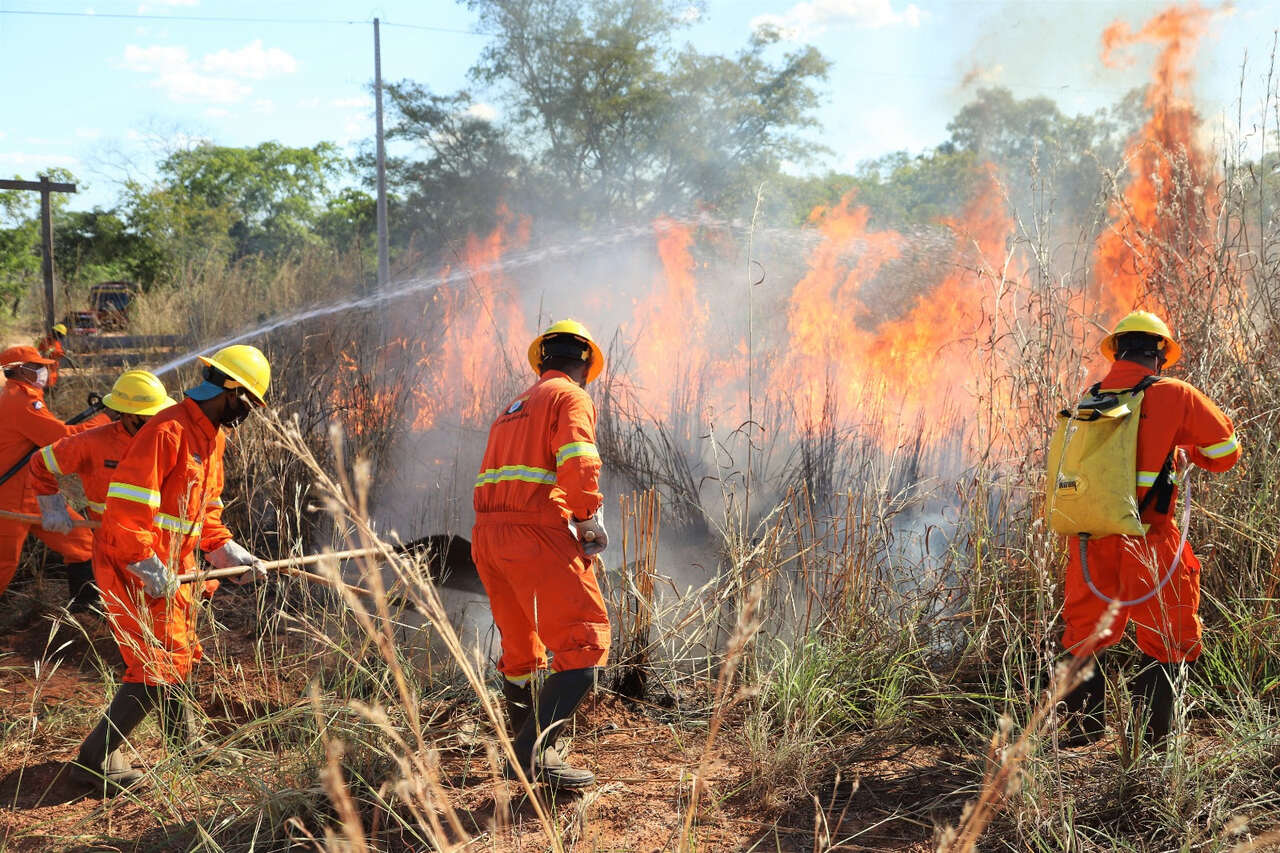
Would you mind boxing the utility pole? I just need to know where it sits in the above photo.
[0,176,76,331]
[373,17,390,290]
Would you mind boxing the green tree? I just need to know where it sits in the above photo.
[0,168,77,316]
[945,86,1135,224]
[126,141,347,276]
[382,0,829,235]
[374,86,525,247]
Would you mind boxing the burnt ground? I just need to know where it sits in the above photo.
[0,570,969,852]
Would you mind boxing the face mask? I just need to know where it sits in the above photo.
[222,393,254,428]
[32,367,49,388]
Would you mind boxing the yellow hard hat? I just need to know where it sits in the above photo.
[198,344,271,405]
[1100,311,1181,367]
[103,369,176,416]
[527,319,604,384]
[51,323,68,336]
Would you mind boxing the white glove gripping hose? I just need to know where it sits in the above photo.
[1078,467,1193,607]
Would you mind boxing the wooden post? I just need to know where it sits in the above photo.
[39,177,55,332]
[373,17,390,291]
[0,176,76,331]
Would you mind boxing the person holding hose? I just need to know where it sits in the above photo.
[68,345,271,795]
[36,323,68,362]
[0,345,110,610]
[27,370,177,612]
[473,319,611,789]
[1057,312,1240,746]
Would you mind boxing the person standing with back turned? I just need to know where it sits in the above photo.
[1057,311,1240,746]
[472,319,611,789]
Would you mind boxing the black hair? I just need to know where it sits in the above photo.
[1114,331,1164,361]
[204,364,232,388]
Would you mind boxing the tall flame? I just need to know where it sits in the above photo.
[1093,3,1214,321]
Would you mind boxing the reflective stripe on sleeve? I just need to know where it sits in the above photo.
[107,482,162,508]
[85,499,106,515]
[555,441,600,467]
[1199,434,1239,459]
[474,465,557,488]
[39,445,63,476]
[206,497,223,508]
[1136,470,1160,488]
[154,513,202,537]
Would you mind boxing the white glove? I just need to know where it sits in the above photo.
[126,554,179,599]
[37,493,74,535]
[206,540,267,585]
[571,510,608,557]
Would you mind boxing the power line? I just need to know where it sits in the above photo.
[0,7,606,47]
[0,7,621,53]
[0,8,364,25]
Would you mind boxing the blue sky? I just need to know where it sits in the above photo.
[0,0,1273,211]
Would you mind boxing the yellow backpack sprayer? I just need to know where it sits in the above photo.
[1046,375,1190,606]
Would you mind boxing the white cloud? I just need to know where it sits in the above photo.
[464,102,498,122]
[203,107,230,118]
[251,98,275,115]
[202,39,297,80]
[74,127,102,140]
[118,40,296,104]
[0,152,81,169]
[752,0,924,39]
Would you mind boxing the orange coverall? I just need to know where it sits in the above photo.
[28,419,134,522]
[0,378,107,595]
[1062,360,1241,663]
[35,336,64,386]
[472,370,610,679]
[95,397,232,685]
[36,334,64,361]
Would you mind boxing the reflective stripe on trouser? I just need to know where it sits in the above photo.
[0,513,94,597]
[1062,523,1203,663]
[472,522,611,678]
[92,540,202,685]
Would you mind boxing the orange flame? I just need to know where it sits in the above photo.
[1093,3,1214,321]
[785,171,1015,443]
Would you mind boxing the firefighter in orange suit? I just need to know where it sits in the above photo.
[0,345,110,607]
[36,323,68,388]
[1060,311,1240,746]
[473,319,610,789]
[68,345,271,795]
[27,370,177,611]
[37,323,67,361]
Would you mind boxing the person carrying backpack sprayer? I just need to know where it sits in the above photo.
[1046,311,1240,746]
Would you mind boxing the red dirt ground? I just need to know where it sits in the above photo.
[0,576,949,852]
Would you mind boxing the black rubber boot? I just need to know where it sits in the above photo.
[502,677,534,740]
[68,682,162,796]
[507,667,599,790]
[1134,657,1182,747]
[160,689,240,767]
[65,561,98,613]
[1059,655,1106,747]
